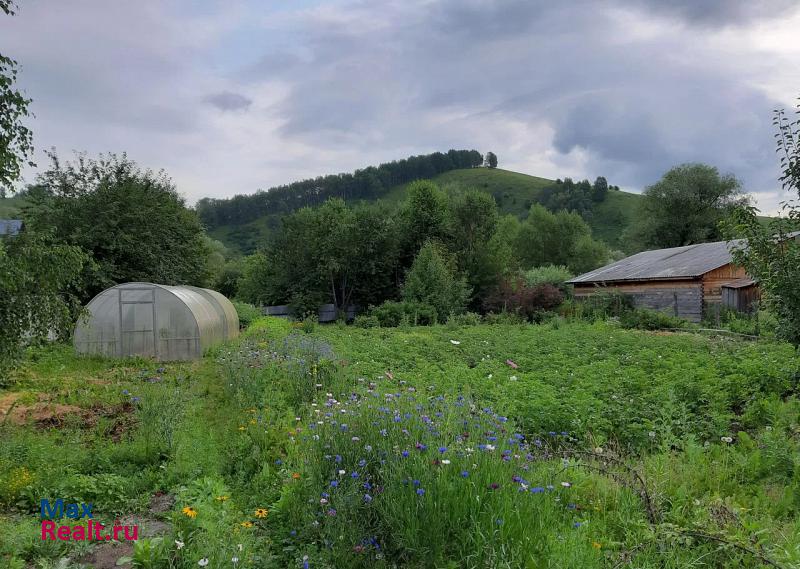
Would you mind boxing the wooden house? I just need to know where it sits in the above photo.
[567,239,757,322]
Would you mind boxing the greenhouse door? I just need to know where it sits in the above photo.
[119,287,158,358]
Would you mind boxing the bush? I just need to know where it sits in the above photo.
[446,312,482,327]
[231,301,262,329]
[353,314,379,328]
[524,265,573,292]
[402,241,470,322]
[620,308,689,331]
[483,277,564,321]
[565,290,634,321]
[370,301,438,327]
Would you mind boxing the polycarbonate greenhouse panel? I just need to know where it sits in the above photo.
[74,282,238,361]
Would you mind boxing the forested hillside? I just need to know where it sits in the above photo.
[198,150,640,254]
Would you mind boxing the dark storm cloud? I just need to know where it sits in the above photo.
[204,91,253,111]
[620,0,800,26]
[251,0,798,202]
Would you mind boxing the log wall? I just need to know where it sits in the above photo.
[573,280,704,322]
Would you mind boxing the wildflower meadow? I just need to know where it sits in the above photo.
[1,317,799,568]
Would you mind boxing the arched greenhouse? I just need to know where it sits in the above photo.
[74,282,239,361]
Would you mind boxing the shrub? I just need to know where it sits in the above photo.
[483,277,563,321]
[568,290,634,321]
[402,241,470,322]
[353,314,379,328]
[620,308,689,331]
[231,301,262,329]
[370,301,438,327]
[446,312,482,327]
[524,265,573,292]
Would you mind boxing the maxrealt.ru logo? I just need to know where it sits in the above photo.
[40,499,138,541]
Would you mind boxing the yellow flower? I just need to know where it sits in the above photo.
[249,419,257,425]
[592,542,602,549]
[182,506,197,518]
[254,508,268,518]
[291,472,301,480]
[238,426,246,431]
[240,521,253,528]
[215,495,229,502]
[248,408,257,413]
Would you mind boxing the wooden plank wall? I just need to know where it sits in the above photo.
[701,264,748,303]
[573,281,704,322]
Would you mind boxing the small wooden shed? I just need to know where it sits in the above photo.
[720,278,759,313]
[568,239,752,322]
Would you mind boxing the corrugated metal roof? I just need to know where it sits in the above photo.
[568,239,747,284]
[0,219,23,236]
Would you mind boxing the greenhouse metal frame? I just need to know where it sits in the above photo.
[74,282,239,361]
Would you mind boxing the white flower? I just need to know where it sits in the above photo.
[765,426,773,431]
[198,559,209,567]
[450,340,461,345]
[231,557,239,564]
[320,498,328,505]
[648,431,656,438]
[485,444,495,451]
[560,481,572,488]
[338,469,346,475]
[720,436,733,443]
[510,375,518,381]
[487,374,493,379]
[594,447,603,454]
[175,540,185,549]
[237,544,243,552]
[441,459,451,465]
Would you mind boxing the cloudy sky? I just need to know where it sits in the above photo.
[2,0,799,212]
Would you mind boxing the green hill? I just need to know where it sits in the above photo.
[380,168,641,251]
[207,167,643,254]
[0,195,27,218]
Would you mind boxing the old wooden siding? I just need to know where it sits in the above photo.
[701,264,748,303]
[721,285,760,313]
[573,280,704,322]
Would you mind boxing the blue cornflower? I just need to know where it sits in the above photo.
[358,459,367,467]
[416,488,425,496]
[351,472,359,478]
[530,487,544,493]
[496,519,503,525]
[573,522,582,528]
[364,494,372,503]
[335,455,342,463]
[275,459,283,465]
[401,450,410,458]
[438,446,447,454]
[321,492,329,499]
[461,470,469,478]
[412,479,420,486]
[330,480,339,488]
[363,482,372,490]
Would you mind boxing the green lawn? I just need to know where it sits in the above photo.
[1,319,798,568]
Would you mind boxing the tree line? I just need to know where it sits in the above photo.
[235,180,610,319]
[196,149,484,229]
